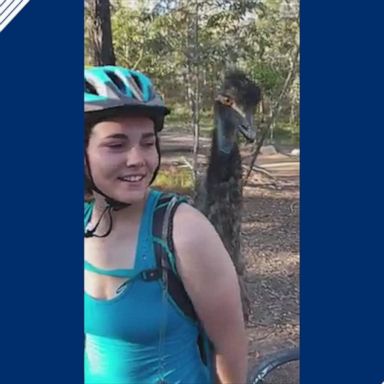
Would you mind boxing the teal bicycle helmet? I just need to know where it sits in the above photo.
[84,66,170,131]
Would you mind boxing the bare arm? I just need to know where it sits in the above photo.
[173,203,248,384]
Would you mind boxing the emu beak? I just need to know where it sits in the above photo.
[238,111,256,142]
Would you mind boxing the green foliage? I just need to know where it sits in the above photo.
[86,0,300,142]
[250,63,285,98]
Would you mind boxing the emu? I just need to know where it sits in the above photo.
[196,70,261,319]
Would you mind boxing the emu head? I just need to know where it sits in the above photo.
[214,70,261,155]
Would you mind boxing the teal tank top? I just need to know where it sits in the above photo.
[84,189,211,384]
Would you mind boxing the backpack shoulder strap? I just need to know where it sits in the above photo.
[152,192,197,320]
[152,191,214,371]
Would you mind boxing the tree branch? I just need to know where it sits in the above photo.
[243,42,300,187]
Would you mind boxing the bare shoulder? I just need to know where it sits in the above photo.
[173,203,223,255]
[172,203,244,344]
[172,202,236,283]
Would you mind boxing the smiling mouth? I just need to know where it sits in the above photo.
[118,175,146,183]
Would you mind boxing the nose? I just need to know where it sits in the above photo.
[126,145,145,167]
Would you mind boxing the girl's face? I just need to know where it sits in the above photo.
[86,116,159,205]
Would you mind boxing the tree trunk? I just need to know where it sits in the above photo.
[89,0,116,66]
[191,0,200,182]
[184,1,201,182]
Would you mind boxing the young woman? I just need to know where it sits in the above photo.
[84,66,248,384]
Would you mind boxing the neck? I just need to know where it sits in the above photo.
[207,128,240,183]
[91,189,149,226]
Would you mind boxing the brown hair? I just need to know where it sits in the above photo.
[84,114,102,201]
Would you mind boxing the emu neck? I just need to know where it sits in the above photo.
[206,126,242,185]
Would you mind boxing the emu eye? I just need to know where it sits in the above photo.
[224,97,232,106]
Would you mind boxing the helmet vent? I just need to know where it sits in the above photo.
[131,73,144,93]
[85,80,98,95]
[106,71,126,92]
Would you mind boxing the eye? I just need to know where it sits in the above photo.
[216,95,233,106]
[223,96,233,106]
[106,142,124,149]
[142,141,156,148]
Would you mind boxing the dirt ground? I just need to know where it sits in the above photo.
[243,172,299,383]
[160,133,300,383]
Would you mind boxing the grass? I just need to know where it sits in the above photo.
[153,166,194,195]
[269,123,300,147]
